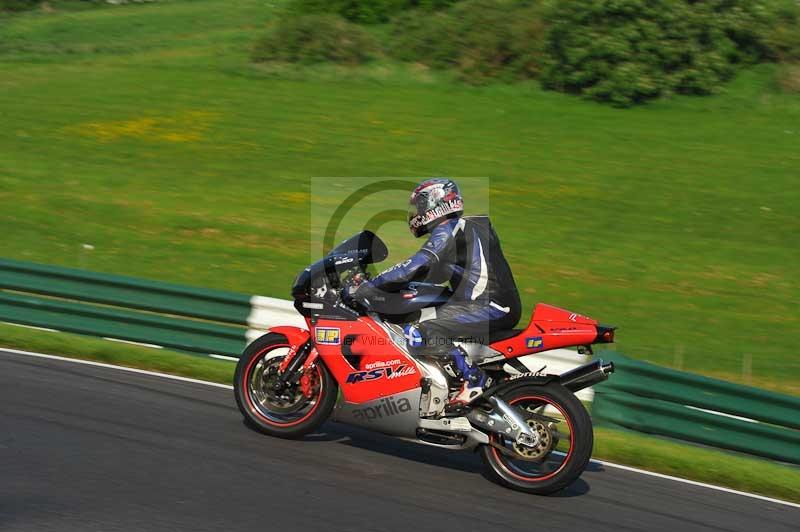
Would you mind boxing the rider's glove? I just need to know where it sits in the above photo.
[340,282,360,310]
[343,280,378,312]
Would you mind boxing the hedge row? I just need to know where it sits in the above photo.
[541,0,792,105]
[1,1,159,13]
[253,14,381,65]
[388,0,545,83]
[286,0,461,25]
[1,0,40,11]
[256,0,800,105]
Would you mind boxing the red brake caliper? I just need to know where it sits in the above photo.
[299,369,318,399]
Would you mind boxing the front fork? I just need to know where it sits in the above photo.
[276,340,320,397]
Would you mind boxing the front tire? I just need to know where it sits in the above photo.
[234,333,337,439]
[479,382,593,495]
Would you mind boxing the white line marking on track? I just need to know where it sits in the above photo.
[209,354,239,362]
[590,459,800,509]
[102,337,164,349]
[1,346,798,509]
[0,347,232,390]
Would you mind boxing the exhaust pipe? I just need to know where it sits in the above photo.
[559,359,614,393]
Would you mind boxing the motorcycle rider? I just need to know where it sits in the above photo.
[352,178,521,409]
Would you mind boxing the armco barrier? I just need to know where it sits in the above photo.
[0,258,253,324]
[2,259,798,464]
[0,291,246,356]
[592,353,800,464]
[0,258,307,354]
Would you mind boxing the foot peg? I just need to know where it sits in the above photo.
[443,403,469,417]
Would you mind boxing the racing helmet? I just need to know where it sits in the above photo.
[407,178,464,238]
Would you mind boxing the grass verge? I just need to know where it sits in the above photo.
[0,322,235,383]
[593,427,799,503]
[1,323,797,503]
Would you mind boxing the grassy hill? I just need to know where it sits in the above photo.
[1,0,798,393]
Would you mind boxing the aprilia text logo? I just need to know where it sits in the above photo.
[352,397,412,421]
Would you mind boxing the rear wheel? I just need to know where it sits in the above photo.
[234,333,337,439]
[479,383,593,494]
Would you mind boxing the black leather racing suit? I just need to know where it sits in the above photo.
[357,215,521,355]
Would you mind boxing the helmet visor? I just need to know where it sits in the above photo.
[408,202,424,236]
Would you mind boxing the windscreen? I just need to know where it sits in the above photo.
[327,230,388,264]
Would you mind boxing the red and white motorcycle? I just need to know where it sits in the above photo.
[234,231,615,494]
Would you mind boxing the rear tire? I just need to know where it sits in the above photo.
[234,333,337,439]
[479,382,593,495]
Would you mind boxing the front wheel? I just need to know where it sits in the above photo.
[234,333,337,439]
[479,382,593,494]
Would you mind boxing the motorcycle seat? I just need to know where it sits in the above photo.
[488,328,525,343]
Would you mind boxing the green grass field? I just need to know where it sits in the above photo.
[1,0,799,393]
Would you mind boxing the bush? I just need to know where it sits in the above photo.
[287,0,460,24]
[262,0,799,104]
[0,0,40,12]
[540,0,785,106]
[764,1,800,63]
[388,0,545,83]
[776,63,800,92]
[252,14,381,65]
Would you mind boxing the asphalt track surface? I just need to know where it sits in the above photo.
[1,349,797,532]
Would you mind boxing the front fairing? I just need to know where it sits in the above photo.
[292,231,388,297]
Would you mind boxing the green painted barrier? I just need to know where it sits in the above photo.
[593,353,800,464]
[594,390,800,464]
[599,353,800,430]
[0,291,246,357]
[0,258,251,324]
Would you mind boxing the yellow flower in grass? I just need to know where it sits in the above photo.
[68,111,217,144]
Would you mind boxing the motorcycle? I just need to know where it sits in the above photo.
[234,231,616,494]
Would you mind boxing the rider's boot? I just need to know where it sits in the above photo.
[444,347,487,412]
